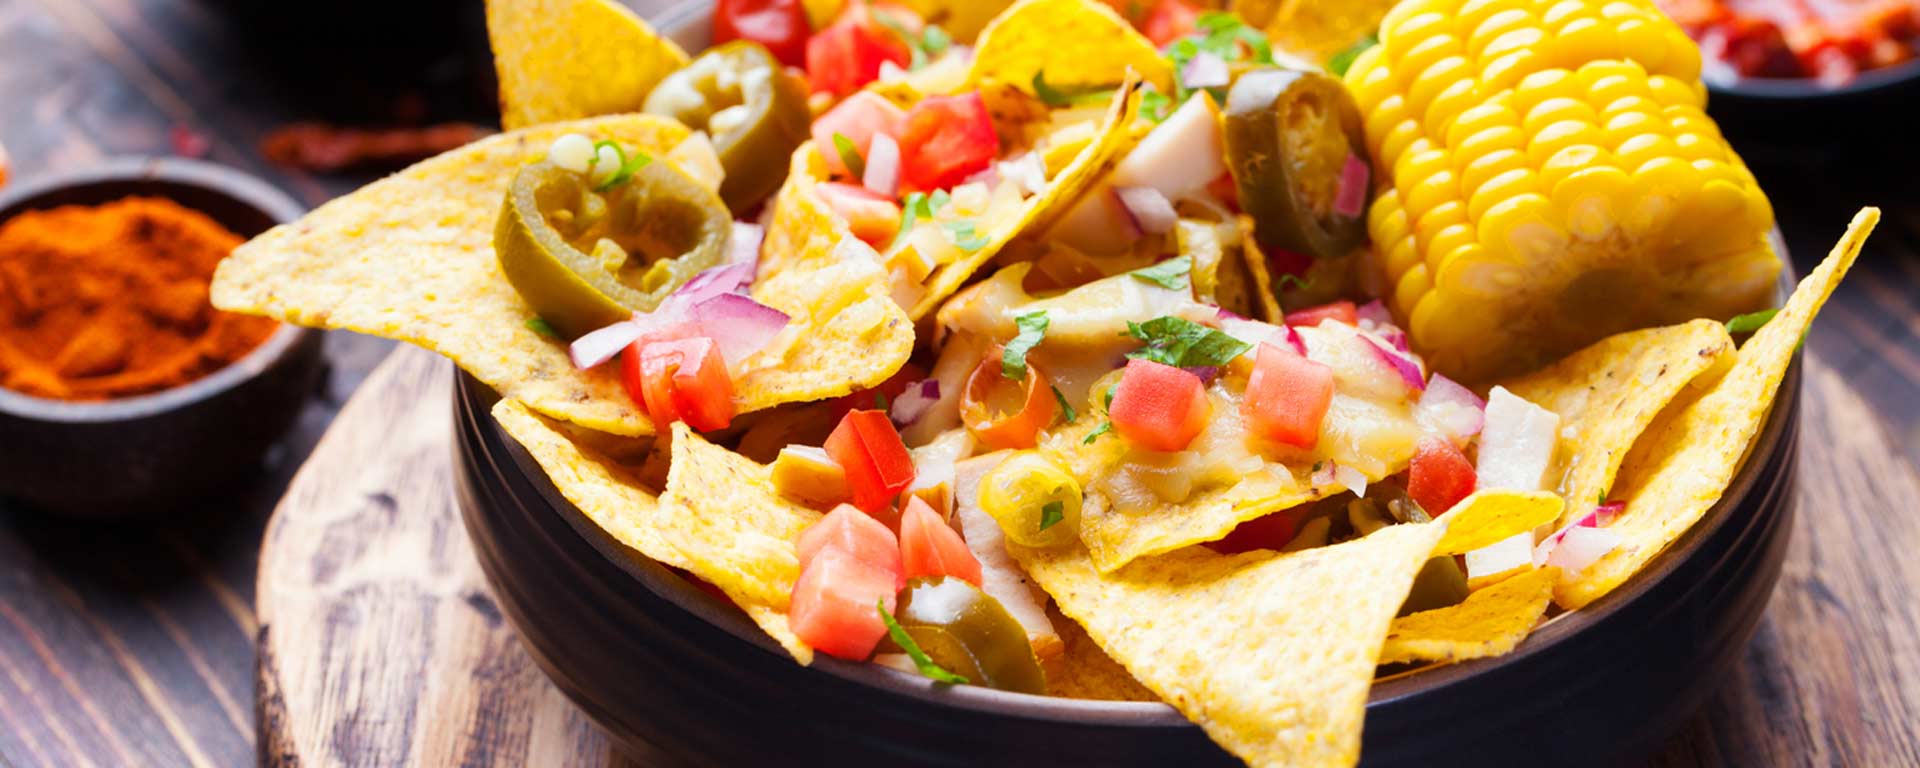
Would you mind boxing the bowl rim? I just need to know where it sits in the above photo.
[1702,50,1920,101]
[479,0,1805,726]
[0,156,314,422]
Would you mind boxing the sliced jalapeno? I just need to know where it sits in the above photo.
[644,41,811,212]
[883,576,1046,694]
[1223,68,1369,262]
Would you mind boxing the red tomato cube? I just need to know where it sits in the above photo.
[714,0,811,67]
[825,409,917,514]
[898,496,981,586]
[1207,508,1302,554]
[788,547,899,660]
[628,337,736,431]
[1141,0,1201,48]
[1243,342,1334,447]
[897,92,1000,193]
[1409,436,1477,516]
[1284,300,1359,328]
[814,182,902,247]
[805,10,911,98]
[1109,358,1211,452]
[798,503,904,589]
[811,91,907,178]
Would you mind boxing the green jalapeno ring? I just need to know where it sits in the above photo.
[644,41,812,213]
[496,158,731,340]
[1223,68,1370,262]
[880,576,1047,694]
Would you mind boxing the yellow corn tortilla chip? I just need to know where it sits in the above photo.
[1238,215,1285,323]
[212,115,914,437]
[968,0,1174,95]
[1080,461,1343,574]
[1236,0,1394,64]
[1014,522,1446,767]
[1042,605,1160,702]
[900,0,1020,42]
[493,401,819,663]
[1379,566,1560,665]
[1432,489,1564,556]
[763,76,1142,321]
[1557,208,1879,609]
[486,0,689,130]
[1501,319,1735,529]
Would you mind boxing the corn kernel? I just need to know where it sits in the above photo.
[1396,147,1455,190]
[1513,69,1579,114]
[1646,74,1700,107]
[1551,165,1631,241]
[1399,34,1467,81]
[1460,147,1529,192]
[1542,0,1591,27]
[1379,122,1428,170]
[1370,191,1409,244]
[1539,144,1612,190]
[1395,263,1433,317]
[1615,133,1681,169]
[1527,119,1604,167]
[1406,169,1465,221]
[1446,103,1520,148]
[1469,168,1542,220]
[1409,56,1475,115]
[1469,10,1538,59]
[1422,222,1479,266]
[1522,97,1599,135]
[1477,48,1542,92]
[1386,234,1423,279]
[1454,125,1528,168]
[1424,78,1482,138]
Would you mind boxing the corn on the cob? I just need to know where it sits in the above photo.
[1345,0,1778,382]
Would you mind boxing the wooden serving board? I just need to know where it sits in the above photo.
[254,345,1920,767]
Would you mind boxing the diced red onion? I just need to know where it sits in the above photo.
[1333,464,1368,497]
[691,292,791,366]
[1218,316,1306,358]
[1365,336,1426,392]
[1416,373,1485,444]
[1356,299,1393,328]
[1183,366,1220,384]
[1383,328,1411,353]
[1475,387,1559,492]
[726,221,765,271]
[1284,325,1308,356]
[1593,500,1625,526]
[1333,153,1370,219]
[862,134,900,197]
[1180,51,1230,90]
[997,152,1047,196]
[677,262,755,305]
[1216,307,1246,321]
[569,319,647,369]
[1113,186,1176,235]
[1543,525,1622,574]
[888,379,942,427]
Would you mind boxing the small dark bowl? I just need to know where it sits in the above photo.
[0,157,324,516]
[451,7,1798,763]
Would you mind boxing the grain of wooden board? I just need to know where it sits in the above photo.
[245,346,1920,767]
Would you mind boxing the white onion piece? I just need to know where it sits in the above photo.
[1114,186,1177,234]
[1180,50,1230,90]
[1365,336,1426,392]
[1114,91,1224,199]
[1467,533,1535,581]
[1416,373,1486,445]
[691,292,791,366]
[962,163,1001,188]
[1333,153,1370,219]
[954,452,1059,654]
[1475,386,1560,491]
[997,152,1048,196]
[1544,525,1622,574]
[569,319,647,369]
[1333,464,1369,497]
[1355,299,1393,328]
[1594,500,1625,526]
[888,379,942,426]
[1311,461,1338,488]
[726,221,765,270]
[1219,317,1290,358]
[862,134,900,197]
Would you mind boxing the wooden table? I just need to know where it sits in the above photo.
[0,1,1916,765]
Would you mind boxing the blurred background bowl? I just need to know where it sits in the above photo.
[0,157,324,517]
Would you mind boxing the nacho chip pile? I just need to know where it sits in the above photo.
[206,0,1886,764]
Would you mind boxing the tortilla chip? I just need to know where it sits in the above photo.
[1042,605,1160,702]
[1557,208,1879,609]
[1501,319,1735,529]
[1379,566,1560,665]
[1014,522,1445,767]
[661,422,825,662]
[1237,0,1395,64]
[1432,489,1564,556]
[969,0,1174,95]
[486,0,689,130]
[492,398,673,565]
[900,0,1019,42]
[1080,461,1342,574]
[213,115,913,436]
[763,77,1142,321]
[1238,215,1285,323]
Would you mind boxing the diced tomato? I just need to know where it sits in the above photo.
[798,503,904,587]
[715,0,811,67]
[897,92,1000,193]
[961,352,1059,450]
[1409,436,1477,516]
[812,91,906,179]
[1109,358,1211,452]
[814,182,903,247]
[788,547,898,659]
[805,7,912,98]
[832,362,927,419]
[1284,300,1359,328]
[825,409,917,514]
[1141,0,1201,48]
[898,496,982,586]
[621,337,736,431]
[1208,508,1302,554]
[1243,343,1334,447]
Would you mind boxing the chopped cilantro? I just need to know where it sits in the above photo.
[1124,316,1252,368]
[589,140,651,191]
[1163,13,1274,105]
[1039,500,1065,531]
[1138,86,1173,124]
[888,191,956,251]
[1726,308,1779,334]
[1052,385,1077,424]
[879,602,969,684]
[1275,273,1312,292]
[1083,421,1114,444]
[943,219,990,251]
[1129,254,1192,290]
[1003,311,1050,380]
[1328,35,1379,77]
[832,132,866,179]
[525,317,558,339]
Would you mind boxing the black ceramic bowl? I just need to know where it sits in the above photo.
[452,6,1798,764]
[0,158,324,516]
